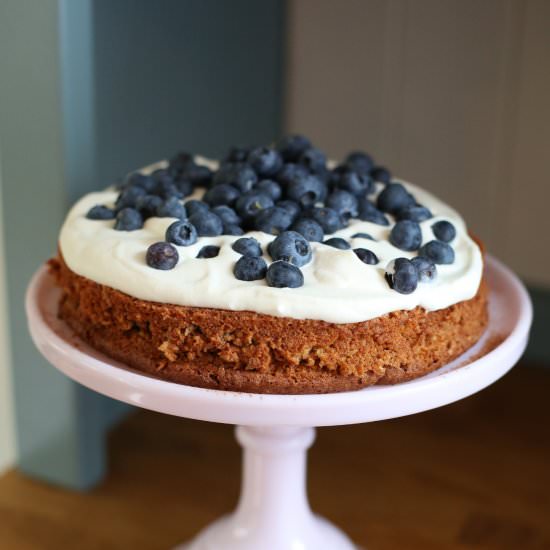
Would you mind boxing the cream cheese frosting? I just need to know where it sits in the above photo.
[58,159,483,324]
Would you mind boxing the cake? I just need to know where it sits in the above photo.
[49,137,488,394]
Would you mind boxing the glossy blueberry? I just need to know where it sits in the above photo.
[385,258,418,294]
[124,172,156,193]
[351,232,375,241]
[179,163,213,187]
[370,166,392,184]
[213,162,258,193]
[235,191,274,221]
[323,238,351,250]
[269,231,312,267]
[276,200,302,222]
[255,206,293,235]
[356,198,390,226]
[418,240,455,264]
[353,248,379,264]
[326,190,359,219]
[304,207,344,234]
[135,194,163,218]
[146,242,179,270]
[203,184,240,207]
[165,220,198,246]
[185,200,209,217]
[275,163,309,187]
[276,135,312,162]
[234,256,267,281]
[223,224,245,236]
[389,220,422,251]
[345,151,373,174]
[377,183,415,214]
[115,186,146,210]
[196,245,220,259]
[291,218,324,242]
[432,220,456,243]
[188,210,223,237]
[395,205,432,223]
[255,179,282,201]
[247,147,283,177]
[114,208,143,231]
[232,237,262,257]
[336,171,374,196]
[86,205,115,220]
[211,205,241,226]
[298,147,327,173]
[266,260,304,288]
[224,146,250,164]
[286,173,327,207]
[411,256,437,283]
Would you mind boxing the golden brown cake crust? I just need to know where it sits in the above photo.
[49,254,488,394]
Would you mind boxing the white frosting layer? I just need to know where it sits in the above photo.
[58,160,483,324]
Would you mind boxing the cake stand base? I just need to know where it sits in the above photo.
[26,256,532,550]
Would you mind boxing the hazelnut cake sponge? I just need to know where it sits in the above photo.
[51,136,487,394]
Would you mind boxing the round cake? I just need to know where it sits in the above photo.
[49,137,488,394]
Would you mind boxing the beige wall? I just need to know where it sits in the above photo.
[0,157,16,473]
[285,0,550,286]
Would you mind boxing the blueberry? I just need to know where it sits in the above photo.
[223,224,245,236]
[213,163,258,193]
[266,260,304,288]
[385,258,418,294]
[255,206,293,235]
[356,198,390,226]
[418,240,455,264]
[115,186,146,210]
[211,205,241,226]
[299,147,327,173]
[276,135,312,162]
[203,184,240,207]
[345,151,374,174]
[291,218,324,242]
[432,220,456,243]
[336,171,374,196]
[395,205,432,223]
[135,194,164,218]
[234,256,267,281]
[255,179,282,201]
[323,238,351,250]
[165,220,198,246]
[185,200,209,217]
[276,200,302,221]
[224,146,250,164]
[146,242,179,270]
[124,172,156,193]
[351,232,375,241]
[179,163,213,187]
[114,208,143,231]
[232,237,262,257]
[86,205,115,220]
[196,245,220,259]
[174,177,193,197]
[269,231,312,267]
[275,163,309,187]
[286,173,327,207]
[169,151,194,173]
[235,191,274,221]
[154,178,183,201]
[188,211,223,237]
[247,147,283,177]
[326,190,359,219]
[353,248,379,264]
[411,256,437,283]
[389,220,422,251]
[304,207,344,234]
[370,166,392,184]
[377,183,415,214]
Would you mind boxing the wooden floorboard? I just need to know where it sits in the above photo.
[0,364,549,549]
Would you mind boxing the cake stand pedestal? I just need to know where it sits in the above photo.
[26,256,532,550]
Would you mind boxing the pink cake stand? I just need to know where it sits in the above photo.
[26,256,532,550]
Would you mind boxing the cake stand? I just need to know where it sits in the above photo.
[26,256,532,550]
